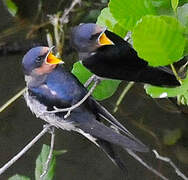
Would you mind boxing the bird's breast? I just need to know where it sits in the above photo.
[24,90,76,131]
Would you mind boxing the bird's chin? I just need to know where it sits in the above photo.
[35,63,57,75]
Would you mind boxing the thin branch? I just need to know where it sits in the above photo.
[46,30,54,48]
[40,127,55,179]
[0,124,52,176]
[43,78,100,118]
[84,75,97,87]
[153,149,188,180]
[0,87,27,113]
[60,0,81,24]
[126,149,168,180]
[170,64,182,85]
[113,82,134,113]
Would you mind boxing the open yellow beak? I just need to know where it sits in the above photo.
[98,32,113,46]
[46,52,64,65]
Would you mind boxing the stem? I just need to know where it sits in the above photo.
[153,149,188,180]
[113,82,134,113]
[40,127,55,179]
[0,87,27,113]
[170,64,182,85]
[126,149,168,180]
[0,125,52,176]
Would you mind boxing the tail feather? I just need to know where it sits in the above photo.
[97,139,128,174]
[136,67,180,86]
[77,119,149,152]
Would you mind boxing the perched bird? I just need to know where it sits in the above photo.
[22,46,148,172]
[71,23,180,86]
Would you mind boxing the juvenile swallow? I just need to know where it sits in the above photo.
[71,23,180,86]
[22,46,148,172]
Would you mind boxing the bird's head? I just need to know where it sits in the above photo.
[22,46,63,76]
[71,23,113,53]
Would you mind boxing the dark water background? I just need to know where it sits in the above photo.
[0,1,188,179]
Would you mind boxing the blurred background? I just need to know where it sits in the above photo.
[0,0,188,179]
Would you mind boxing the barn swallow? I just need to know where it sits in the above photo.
[22,46,148,172]
[71,23,180,86]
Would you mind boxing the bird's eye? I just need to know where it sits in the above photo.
[35,55,44,63]
[89,33,101,40]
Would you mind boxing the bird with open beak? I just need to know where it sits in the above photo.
[71,23,180,87]
[22,46,149,173]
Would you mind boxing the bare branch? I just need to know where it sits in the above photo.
[60,0,81,24]
[40,127,55,179]
[0,87,27,113]
[113,82,134,113]
[153,149,188,180]
[0,124,52,176]
[84,75,97,87]
[126,149,168,180]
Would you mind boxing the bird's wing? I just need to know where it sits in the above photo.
[88,97,147,146]
[74,114,149,153]
[97,139,128,174]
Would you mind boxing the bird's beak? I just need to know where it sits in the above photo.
[45,46,64,65]
[98,30,114,46]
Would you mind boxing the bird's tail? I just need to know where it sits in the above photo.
[97,139,128,174]
[76,118,149,153]
[137,66,180,86]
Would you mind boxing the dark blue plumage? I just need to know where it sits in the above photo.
[22,46,149,172]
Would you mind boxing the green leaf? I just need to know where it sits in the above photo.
[183,38,188,56]
[97,8,117,31]
[53,149,67,156]
[109,0,156,30]
[132,15,186,67]
[151,0,171,9]
[72,62,121,100]
[163,129,182,145]
[3,0,18,16]
[96,7,127,38]
[144,72,188,99]
[35,144,56,180]
[72,62,93,84]
[8,174,30,180]
[171,0,179,11]
[177,3,188,27]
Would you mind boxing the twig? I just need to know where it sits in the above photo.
[84,75,97,87]
[40,127,55,179]
[0,124,52,176]
[113,82,134,113]
[170,64,182,85]
[43,78,100,118]
[60,0,81,24]
[0,87,27,113]
[126,149,168,180]
[153,149,188,180]
[46,31,54,48]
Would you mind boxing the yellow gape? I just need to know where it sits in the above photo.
[99,33,113,45]
[46,53,64,64]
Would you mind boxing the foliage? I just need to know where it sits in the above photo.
[97,0,188,104]
[3,0,18,16]
[35,144,56,180]
[8,174,30,180]
[132,15,185,67]
[8,144,66,180]
[163,128,182,145]
[96,7,127,37]
[72,62,121,100]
